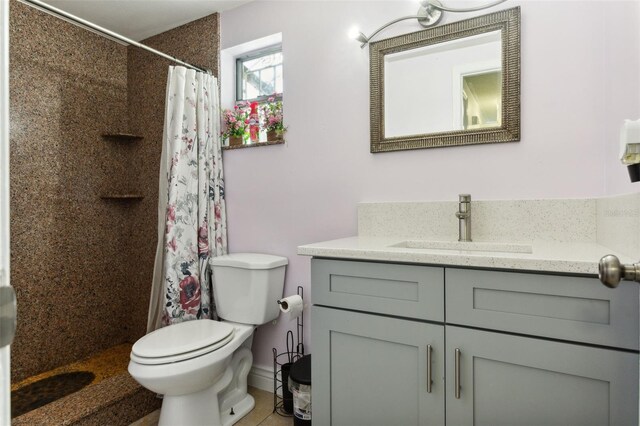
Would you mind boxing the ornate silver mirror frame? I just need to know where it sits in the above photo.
[370,7,520,153]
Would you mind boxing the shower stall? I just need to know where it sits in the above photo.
[3,0,220,422]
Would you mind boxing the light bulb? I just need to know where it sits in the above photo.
[348,26,361,40]
[348,26,368,46]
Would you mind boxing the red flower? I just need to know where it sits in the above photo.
[179,275,201,313]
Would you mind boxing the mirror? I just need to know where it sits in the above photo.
[370,7,520,153]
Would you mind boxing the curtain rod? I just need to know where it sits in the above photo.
[17,0,210,74]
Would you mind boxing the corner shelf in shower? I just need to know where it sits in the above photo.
[100,194,145,200]
[100,133,144,200]
[101,133,144,141]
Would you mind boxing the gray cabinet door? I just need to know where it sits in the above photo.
[312,306,445,426]
[445,326,639,426]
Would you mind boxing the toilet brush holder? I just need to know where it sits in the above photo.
[273,350,300,415]
[272,285,305,416]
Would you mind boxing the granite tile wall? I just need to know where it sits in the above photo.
[126,14,220,341]
[9,0,220,381]
[9,1,132,382]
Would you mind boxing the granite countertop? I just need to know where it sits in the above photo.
[298,236,635,275]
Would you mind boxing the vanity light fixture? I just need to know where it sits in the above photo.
[350,0,508,48]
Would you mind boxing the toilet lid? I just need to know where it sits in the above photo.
[132,320,235,359]
[130,331,235,365]
[210,253,288,269]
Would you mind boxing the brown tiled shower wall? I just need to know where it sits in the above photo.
[9,0,219,382]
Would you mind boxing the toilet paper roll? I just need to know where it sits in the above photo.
[278,295,303,320]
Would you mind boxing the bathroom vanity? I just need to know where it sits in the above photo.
[299,198,640,426]
[308,258,638,425]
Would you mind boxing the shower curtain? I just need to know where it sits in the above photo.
[147,66,227,332]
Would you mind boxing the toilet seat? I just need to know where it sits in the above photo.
[131,320,235,365]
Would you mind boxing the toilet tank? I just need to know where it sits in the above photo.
[210,253,288,325]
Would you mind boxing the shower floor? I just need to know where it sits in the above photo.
[11,343,132,418]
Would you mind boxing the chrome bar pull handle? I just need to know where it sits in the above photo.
[454,348,461,399]
[598,255,640,288]
[426,344,432,393]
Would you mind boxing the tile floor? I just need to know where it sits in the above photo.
[130,387,292,426]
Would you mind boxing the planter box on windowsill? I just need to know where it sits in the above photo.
[222,139,285,151]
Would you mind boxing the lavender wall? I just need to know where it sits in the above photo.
[220,0,640,368]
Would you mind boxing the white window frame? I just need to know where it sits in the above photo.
[235,44,283,104]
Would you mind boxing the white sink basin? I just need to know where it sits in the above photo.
[389,240,533,254]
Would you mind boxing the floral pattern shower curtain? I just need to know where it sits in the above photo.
[147,66,227,332]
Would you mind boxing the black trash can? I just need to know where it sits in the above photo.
[288,354,311,426]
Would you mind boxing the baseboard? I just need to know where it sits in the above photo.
[248,364,274,393]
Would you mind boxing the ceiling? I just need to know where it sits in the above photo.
[41,0,251,41]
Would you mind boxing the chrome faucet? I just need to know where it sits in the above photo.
[455,194,472,242]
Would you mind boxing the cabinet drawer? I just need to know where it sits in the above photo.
[311,258,444,321]
[446,268,639,350]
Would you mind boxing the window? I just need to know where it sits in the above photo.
[221,34,285,148]
[236,46,283,103]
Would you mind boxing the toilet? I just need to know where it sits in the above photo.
[128,253,288,426]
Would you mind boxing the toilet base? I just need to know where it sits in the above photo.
[157,377,256,426]
[158,368,233,426]
[220,393,255,426]
[156,346,255,426]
